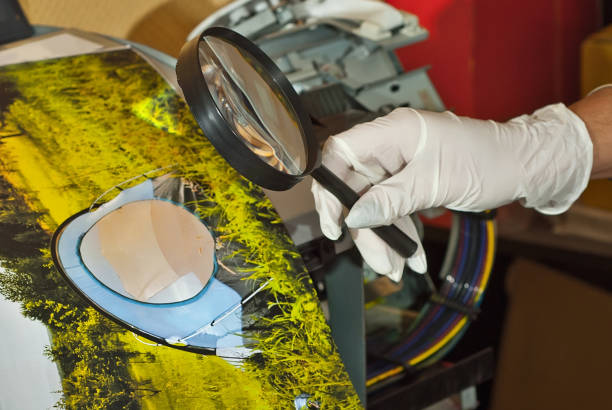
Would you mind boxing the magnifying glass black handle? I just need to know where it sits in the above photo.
[311,166,418,258]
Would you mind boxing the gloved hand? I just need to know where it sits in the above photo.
[311,104,592,281]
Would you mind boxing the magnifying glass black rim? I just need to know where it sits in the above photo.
[176,26,319,191]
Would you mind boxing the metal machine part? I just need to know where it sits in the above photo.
[189,0,444,137]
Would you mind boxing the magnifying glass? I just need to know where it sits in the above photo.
[176,27,418,258]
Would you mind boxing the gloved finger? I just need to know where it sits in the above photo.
[323,108,425,180]
[350,214,427,282]
[323,135,388,185]
[345,160,435,228]
[393,214,427,274]
[311,179,344,240]
[312,164,374,239]
[315,173,428,277]
[351,227,405,281]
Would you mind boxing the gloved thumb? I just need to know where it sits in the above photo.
[344,186,408,229]
[344,160,431,229]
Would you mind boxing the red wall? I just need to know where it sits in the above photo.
[388,0,601,120]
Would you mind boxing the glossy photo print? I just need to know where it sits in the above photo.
[0,49,358,409]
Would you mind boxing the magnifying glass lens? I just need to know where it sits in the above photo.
[198,37,307,175]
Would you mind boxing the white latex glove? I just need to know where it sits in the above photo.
[311,104,592,281]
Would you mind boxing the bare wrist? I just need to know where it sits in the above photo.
[569,86,612,179]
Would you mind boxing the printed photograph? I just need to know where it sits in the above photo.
[0,49,358,409]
